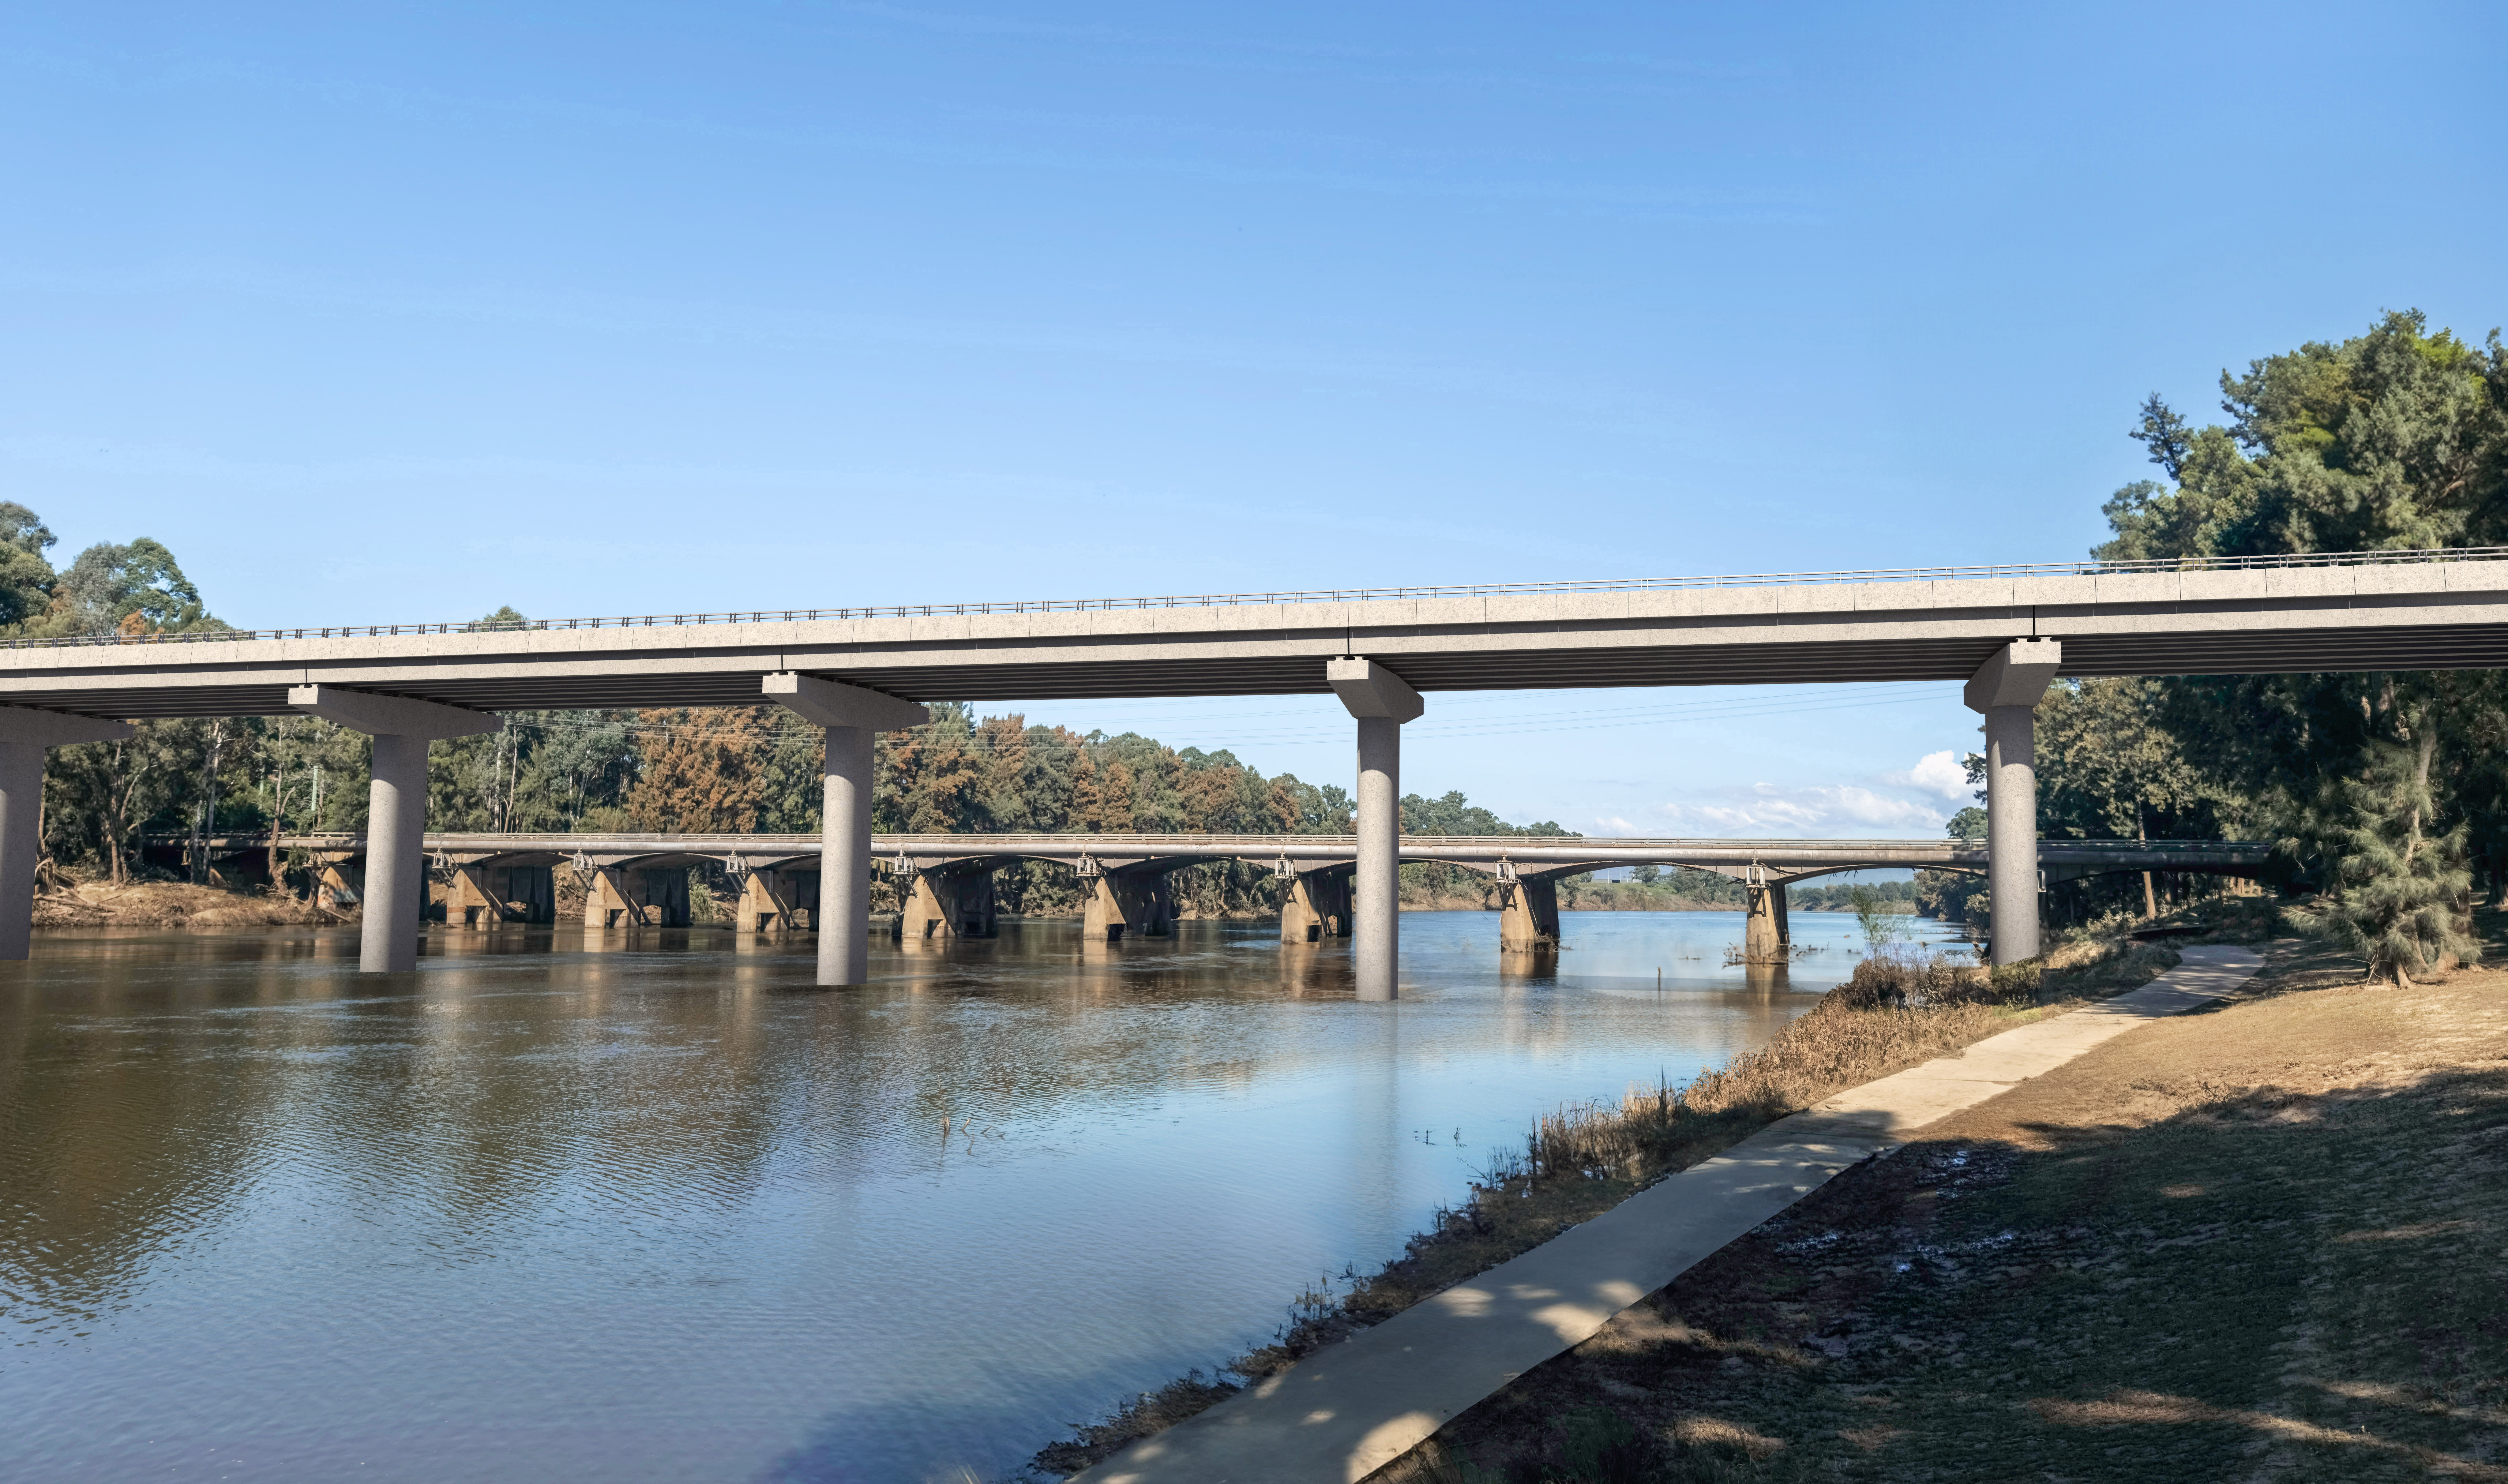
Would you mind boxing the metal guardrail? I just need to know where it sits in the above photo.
[16,547,2506,651]
[167,831,2270,856]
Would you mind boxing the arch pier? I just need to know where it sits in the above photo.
[182,830,2273,963]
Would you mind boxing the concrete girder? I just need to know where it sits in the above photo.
[17,557,2508,722]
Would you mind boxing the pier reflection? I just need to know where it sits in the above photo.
[0,909,1962,1484]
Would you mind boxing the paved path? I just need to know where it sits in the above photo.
[1072,946,2265,1484]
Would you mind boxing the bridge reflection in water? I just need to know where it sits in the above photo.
[0,909,1956,1481]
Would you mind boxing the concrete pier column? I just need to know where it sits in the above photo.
[1279,870,1351,944]
[1963,640,2062,967]
[900,868,998,940]
[1743,877,1783,962]
[1082,871,1171,943]
[289,687,498,973]
[821,725,874,982]
[0,707,133,960]
[1496,874,1560,952]
[1330,659,1423,1003]
[762,674,927,987]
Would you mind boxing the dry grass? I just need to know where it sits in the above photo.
[1369,946,2508,1484]
[1023,938,2186,1479]
[32,875,331,928]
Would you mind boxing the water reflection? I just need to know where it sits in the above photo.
[0,910,1960,1483]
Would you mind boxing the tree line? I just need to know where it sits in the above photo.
[21,308,2507,966]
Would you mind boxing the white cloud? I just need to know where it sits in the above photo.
[1885,749,1972,800]
[1641,781,1948,838]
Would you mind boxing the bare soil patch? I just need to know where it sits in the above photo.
[1030,933,2187,1477]
[1371,930,2508,1482]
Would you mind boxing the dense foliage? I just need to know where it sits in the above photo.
[1947,311,2508,976]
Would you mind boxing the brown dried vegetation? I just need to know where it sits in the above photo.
[1027,939,2182,1478]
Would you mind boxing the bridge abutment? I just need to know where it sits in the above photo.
[1331,659,1422,1003]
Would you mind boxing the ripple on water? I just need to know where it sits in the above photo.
[0,911,1964,1482]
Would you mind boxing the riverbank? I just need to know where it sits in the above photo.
[31,875,333,928]
[1362,915,2508,1482]
[1026,925,2210,1478]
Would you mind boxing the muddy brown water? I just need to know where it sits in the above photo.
[0,909,1964,1482]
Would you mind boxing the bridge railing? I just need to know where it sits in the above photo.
[16,547,2507,650]
[163,831,2270,857]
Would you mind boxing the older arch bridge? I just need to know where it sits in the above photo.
[16,547,2506,991]
[181,830,2271,961]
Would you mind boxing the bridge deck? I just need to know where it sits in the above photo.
[13,551,2508,718]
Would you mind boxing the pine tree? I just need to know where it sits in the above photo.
[2296,729,2481,984]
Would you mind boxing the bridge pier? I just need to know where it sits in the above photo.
[1496,874,1560,951]
[1331,658,1423,1003]
[441,864,554,927]
[763,674,929,987]
[899,868,998,939]
[1742,876,1791,962]
[0,707,134,959]
[288,687,499,972]
[735,868,815,931]
[1965,641,2061,966]
[1279,869,1351,944]
[582,866,688,928]
[1083,871,1172,943]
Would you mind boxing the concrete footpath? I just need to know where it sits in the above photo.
[1072,946,2265,1484]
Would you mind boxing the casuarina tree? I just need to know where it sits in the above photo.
[2295,727,2481,984]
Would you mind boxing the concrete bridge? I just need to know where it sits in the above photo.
[10,547,2502,989]
[171,830,2271,963]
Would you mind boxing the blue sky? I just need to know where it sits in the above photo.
[6,2,2502,835]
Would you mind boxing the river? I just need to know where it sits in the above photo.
[0,909,1965,1482]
